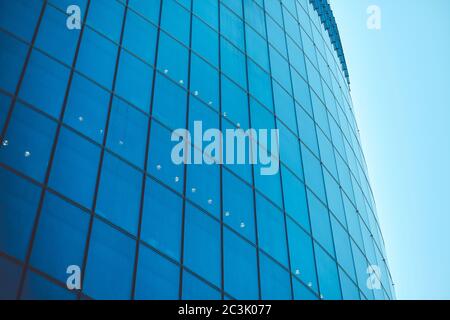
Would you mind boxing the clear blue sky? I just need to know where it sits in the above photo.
[329,0,450,299]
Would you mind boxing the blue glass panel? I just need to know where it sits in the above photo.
[22,271,76,300]
[282,167,310,231]
[0,256,21,300]
[183,203,221,287]
[19,50,70,118]
[83,219,135,300]
[302,144,326,202]
[49,128,100,209]
[76,28,117,89]
[35,5,80,65]
[128,0,160,25]
[30,192,89,283]
[0,169,40,260]
[115,50,154,113]
[0,92,8,131]
[96,152,142,235]
[314,244,342,300]
[293,278,318,300]
[0,31,28,93]
[0,0,43,42]
[182,271,221,300]
[64,73,109,144]
[308,191,334,256]
[147,120,185,193]
[106,98,148,167]
[192,17,218,67]
[161,0,190,45]
[287,217,318,292]
[152,74,187,130]
[193,0,218,29]
[135,245,179,300]
[256,194,288,266]
[0,103,56,181]
[221,39,246,88]
[190,54,219,108]
[141,178,182,261]
[220,5,244,50]
[157,32,189,86]
[259,253,291,300]
[123,9,157,64]
[86,0,124,42]
[223,229,259,299]
[223,170,255,242]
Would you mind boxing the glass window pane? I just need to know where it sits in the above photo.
[293,277,317,300]
[128,0,160,25]
[0,31,28,94]
[221,38,246,88]
[64,73,109,144]
[115,50,154,113]
[86,0,124,42]
[76,28,118,89]
[35,5,80,65]
[123,9,157,64]
[157,32,189,86]
[0,103,57,181]
[0,168,40,260]
[192,17,218,67]
[223,170,255,242]
[221,75,248,127]
[223,228,259,299]
[220,5,244,50]
[147,120,185,193]
[30,192,89,283]
[96,152,142,235]
[141,178,182,261]
[193,0,218,29]
[190,54,219,108]
[161,0,190,45]
[308,191,334,256]
[256,194,288,266]
[152,74,187,130]
[182,270,221,300]
[302,144,326,202]
[22,271,76,300]
[259,253,291,300]
[0,256,21,300]
[135,245,179,300]
[106,97,148,168]
[287,217,318,292]
[49,128,101,209]
[282,166,310,231]
[84,218,135,299]
[314,244,342,300]
[183,203,221,287]
[19,50,70,118]
[0,0,43,42]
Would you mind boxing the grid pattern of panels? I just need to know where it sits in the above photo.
[0,0,394,300]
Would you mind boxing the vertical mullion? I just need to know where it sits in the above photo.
[77,0,130,300]
[178,0,195,300]
[280,1,321,299]
[15,0,92,299]
[130,0,164,300]
[241,0,262,300]
[299,2,344,300]
[0,0,48,145]
[261,0,294,300]
[218,0,225,300]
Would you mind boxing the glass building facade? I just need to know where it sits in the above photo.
[0,0,394,300]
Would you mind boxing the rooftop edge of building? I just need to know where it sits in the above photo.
[309,0,350,85]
